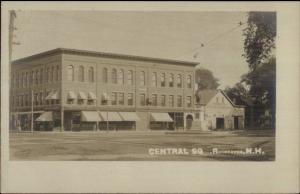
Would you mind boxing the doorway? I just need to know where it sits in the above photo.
[234,116,239,129]
[216,118,224,129]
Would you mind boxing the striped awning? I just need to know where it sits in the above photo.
[119,112,140,121]
[88,92,96,100]
[81,111,102,122]
[78,92,87,100]
[67,91,76,99]
[36,112,53,122]
[98,112,122,121]
[150,113,173,122]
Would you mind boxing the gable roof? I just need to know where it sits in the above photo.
[12,48,199,66]
[196,89,243,107]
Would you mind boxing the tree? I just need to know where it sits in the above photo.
[195,68,219,90]
[243,12,276,71]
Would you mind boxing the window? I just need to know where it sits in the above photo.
[118,93,124,105]
[103,68,108,83]
[127,70,133,85]
[55,66,59,81]
[88,67,94,82]
[128,93,133,105]
[78,66,84,82]
[169,95,174,107]
[67,65,74,81]
[140,94,145,106]
[35,70,39,84]
[151,94,157,106]
[187,96,192,107]
[16,73,19,88]
[177,95,182,107]
[111,92,117,105]
[25,94,29,106]
[118,69,124,84]
[45,68,49,83]
[112,68,117,84]
[161,73,166,87]
[22,72,25,88]
[51,67,55,82]
[216,97,219,103]
[187,75,192,88]
[151,72,157,87]
[140,71,145,86]
[101,94,108,105]
[40,92,43,105]
[196,113,200,119]
[40,69,44,83]
[161,95,166,106]
[177,74,182,88]
[169,73,174,87]
[25,72,28,87]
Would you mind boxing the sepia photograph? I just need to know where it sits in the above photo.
[7,10,276,161]
[1,2,299,193]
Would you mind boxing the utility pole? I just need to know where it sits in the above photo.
[9,10,20,131]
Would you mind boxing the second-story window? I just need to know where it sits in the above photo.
[151,94,157,106]
[169,73,174,87]
[161,95,166,106]
[177,95,182,107]
[140,71,145,86]
[187,75,192,88]
[88,67,94,82]
[140,94,145,106]
[118,69,124,84]
[118,93,124,105]
[67,65,74,81]
[48,68,52,83]
[128,93,133,105]
[111,92,117,105]
[40,69,44,83]
[36,70,39,84]
[187,96,192,107]
[25,72,28,87]
[177,74,182,88]
[151,72,157,87]
[112,68,117,84]
[103,68,108,83]
[161,73,165,87]
[16,73,19,88]
[78,66,84,82]
[22,72,26,88]
[127,70,133,85]
[51,67,54,82]
[169,95,174,107]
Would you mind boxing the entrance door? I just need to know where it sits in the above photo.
[216,118,224,129]
[234,116,239,129]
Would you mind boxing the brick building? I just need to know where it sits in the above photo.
[10,48,200,131]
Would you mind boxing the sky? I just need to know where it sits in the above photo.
[12,11,249,89]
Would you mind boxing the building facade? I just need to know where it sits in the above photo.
[10,48,200,131]
[195,89,245,130]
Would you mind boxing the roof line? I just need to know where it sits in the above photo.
[12,48,199,66]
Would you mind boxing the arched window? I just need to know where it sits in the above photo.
[78,66,84,82]
[112,68,117,84]
[169,73,174,87]
[103,68,108,83]
[187,75,192,88]
[151,72,157,87]
[140,71,145,86]
[161,73,166,87]
[127,70,133,85]
[67,65,74,81]
[117,69,124,84]
[177,74,182,88]
[88,67,94,82]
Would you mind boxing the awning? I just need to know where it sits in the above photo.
[45,91,59,100]
[101,93,110,100]
[67,91,76,99]
[98,111,122,121]
[88,92,96,100]
[36,112,53,122]
[119,112,140,121]
[78,92,87,100]
[81,111,102,122]
[150,113,173,122]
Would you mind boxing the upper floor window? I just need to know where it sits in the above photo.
[177,74,182,88]
[40,69,44,83]
[118,69,124,84]
[112,68,117,84]
[128,93,133,105]
[140,93,146,106]
[127,70,133,85]
[103,68,108,83]
[161,95,166,106]
[118,93,124,105]
[161,73,166,87]
[169,73,174,87]
[151,72,157,87]
[216,97,219,103]
[25,72,28,87]
[22,72,25,88]
[177,95,182,107]
[51,67,54,82]
[169,95,174,107]
[16,73,19,88]
[36,70,39,84]
[88,67,94,82]
[78,66,84,82]
[111,92,117,105]
[187,96,192,107]
[151,94,157,106]
[140,71,146,86]
[187,75,192,88]
[67,65,74,81]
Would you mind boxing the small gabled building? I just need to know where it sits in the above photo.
[195,89,245,131]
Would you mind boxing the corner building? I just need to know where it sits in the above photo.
[10,48,199,131]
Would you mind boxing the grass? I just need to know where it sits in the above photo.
[9,129,275,161]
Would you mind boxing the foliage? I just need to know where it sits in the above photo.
[195,68,219,90]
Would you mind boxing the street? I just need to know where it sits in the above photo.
[9,129,275,161]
